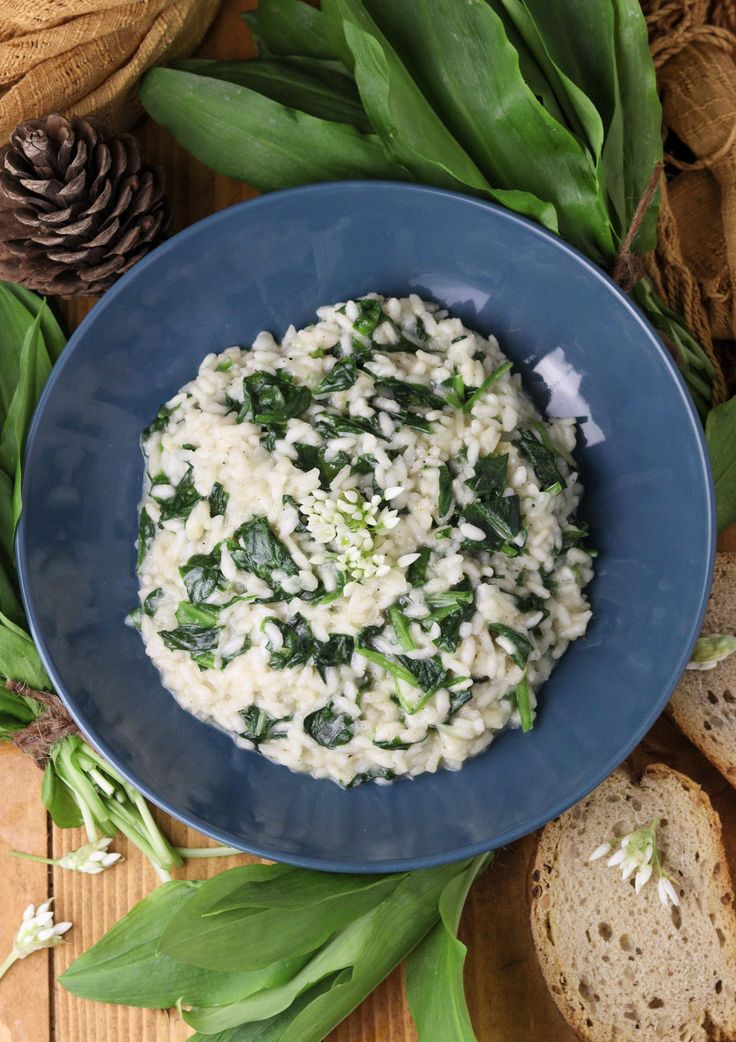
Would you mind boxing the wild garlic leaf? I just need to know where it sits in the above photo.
[175,601,221,628]
[461,496,523,547]
[512,673,534,732]
[277,860,477,1042]
[314,412,387,441]
[160,865,400,973]
[405,854,492,1042]
[159,625,220,670]
[446,687,472,722]
[314,633,354,680]
[183,913,379,1033]
[139,69,403,190]
[59,881,297,1009]
[396,654,447,694]
[0,611,51,689]
[142,588,165,617]
[245,0,336,60]
[142,403,173,439]
[240,370,312,426]
[363,0,612,260]
[172,58,371,132]
[304,702,355,747]
[41,759,84,829]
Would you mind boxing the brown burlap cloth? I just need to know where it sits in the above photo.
[0,0,221,143]
[643,0,736,402]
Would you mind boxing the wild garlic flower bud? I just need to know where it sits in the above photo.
[0,899,72,980]
[687,634,736,671]
[58,837,123,874]
[588,818,680,907]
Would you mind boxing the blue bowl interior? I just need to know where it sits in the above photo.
[18,182,713,871]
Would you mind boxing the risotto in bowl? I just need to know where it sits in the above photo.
[17,183,713,869]
[133,294,594,788]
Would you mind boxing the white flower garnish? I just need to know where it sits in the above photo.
[687,634,736,671]
[589,818,679,907]
[301,487,399,580]
[0,899,72,980]
[58,837,123,874]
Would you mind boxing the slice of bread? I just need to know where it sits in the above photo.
[668,552,736,787]
[530,764,736,1042]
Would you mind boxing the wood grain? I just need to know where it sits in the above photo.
[4,1,736,1038]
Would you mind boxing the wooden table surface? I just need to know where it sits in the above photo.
[2,3,735,1039]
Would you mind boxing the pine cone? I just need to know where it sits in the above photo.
[0,114,169,297]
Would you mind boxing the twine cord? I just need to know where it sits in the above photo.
[612,161,665,291]
[7,679,79,767]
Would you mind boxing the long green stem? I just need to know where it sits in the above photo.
[175,845,243,858]
[9,851,57,866]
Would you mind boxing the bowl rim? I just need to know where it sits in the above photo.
[17,180,716,871]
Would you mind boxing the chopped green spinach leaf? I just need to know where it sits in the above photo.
[157,467,202,523]
[351,453,379,475]
[179,549,224,603]
[265,613,317,669]
[239,706,289,745]
[142,403,173,439]
[445,687,472,722]
[159,624,220,670]
[406,547,430,586]
[314,412,388,441]
[175,601,221,628]
[208,482,229,517]
[294,442,350,489]
[314,633,354,680]
[467,454,508,499]
[518,428,565,495]
[373,375,445,411]
[136,508,155,570]
[304,702,355,748]
[314,355,359,396]
[240,369,312,425]
[488,623,532,669]
[142,588,165,617]
[437,463,453,519]
[353,298,383,339]
[344,766,395,788]
[231,516,299,584]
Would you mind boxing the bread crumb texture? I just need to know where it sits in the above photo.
[669,553,736,788]
[530,764,736,1042]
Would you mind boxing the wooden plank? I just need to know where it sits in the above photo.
[0,746,51,1042]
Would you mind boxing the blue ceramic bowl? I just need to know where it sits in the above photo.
[18,182,714,871]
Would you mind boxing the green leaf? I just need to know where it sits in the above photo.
[0,612,51,689]
[140,69,402,190]
[278,861,474,1042]
[41,761,83,829]
[157,466,202,522]
[172,58,371,132]
[208,481,229,518]
[518,428,565,494]
[245,0,336,59]
[324,0,557,231]
[363,0,613,260]
[513,673,534,732]
[294,443,351,489]
[180,548,225,603]
[0,309,52,532]
[238,706,289,745]
[608,0,662,250]
[231,517,299,583]
[406,546,430,586]
[0,683,41,739]
[303,702,355,748]
[60,881,302,1008]
[0,282,66,363]
[0,471,24,626]
[405,855,492,1042]
[0,285,39,417]
[437,463,453,520]
[159,865,401,973]
[706,396,736,531]
[488,623,532,669]
[183,912,378,1033]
